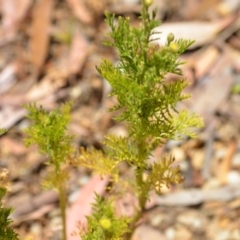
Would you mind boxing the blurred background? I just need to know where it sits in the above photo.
[0,0,240,239]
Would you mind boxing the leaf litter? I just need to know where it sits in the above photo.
[0,0,240,239]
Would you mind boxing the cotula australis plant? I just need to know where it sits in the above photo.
[74,0,203,239]
[23,102,74,240]
[1,0,203,239]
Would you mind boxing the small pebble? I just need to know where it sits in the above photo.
[227,170,240,185]
[165,227,175,240]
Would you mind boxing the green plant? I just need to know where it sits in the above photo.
[0,129,19,239]
[0,166,19,240]
[23,102,74,240]
[74,0,203,239]
[0,0,203,239]
[80,194,130,240]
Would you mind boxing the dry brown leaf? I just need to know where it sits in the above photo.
[26,68,67,101]
[8,190,59,220]
[187,0,219,19]
[0,94,28,107]
[151,17,234,49]
[68,32,89,75]
[217,0,240,16]
[188,52,233,124]
[11,204,55,227]
[0,106,27,129]
[0,136,27,155]
[0,0,31,43]
[132,225,166,240]
[155,184,240,206]
[229,45,240,72]
[194,46,220,79]
[29,0,54,74]
[0,61,19,94]
[66,0,93,25]
[216,139,237,185]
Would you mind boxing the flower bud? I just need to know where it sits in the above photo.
[167,33,175,44]
[144,0,153,7]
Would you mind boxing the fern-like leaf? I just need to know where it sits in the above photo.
[146,155,184,195]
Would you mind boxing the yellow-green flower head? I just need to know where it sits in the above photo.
[169,42,179,53]
[100,217,111,229]
[144,0,153,7]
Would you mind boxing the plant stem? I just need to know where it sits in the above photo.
[59,184,67,240]
[137,169,148,212]
[124,166,148,240]
[125,139,149,240]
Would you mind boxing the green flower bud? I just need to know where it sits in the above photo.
[167,33,175,44]
[144,0,153,7]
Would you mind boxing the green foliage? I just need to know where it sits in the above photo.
[145,155,184,195]
[24,102,74,173]
[104,135,148,169]
[0,196,19,240]
[97,10,202,142]
[72,147,120,182]
[86,0,203,238]
[80,194,130,240]
[0,169,19,240]
[0,132,18,239]
[0,0,204,239]
[0,128,7,135]
[24,102,74,240]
